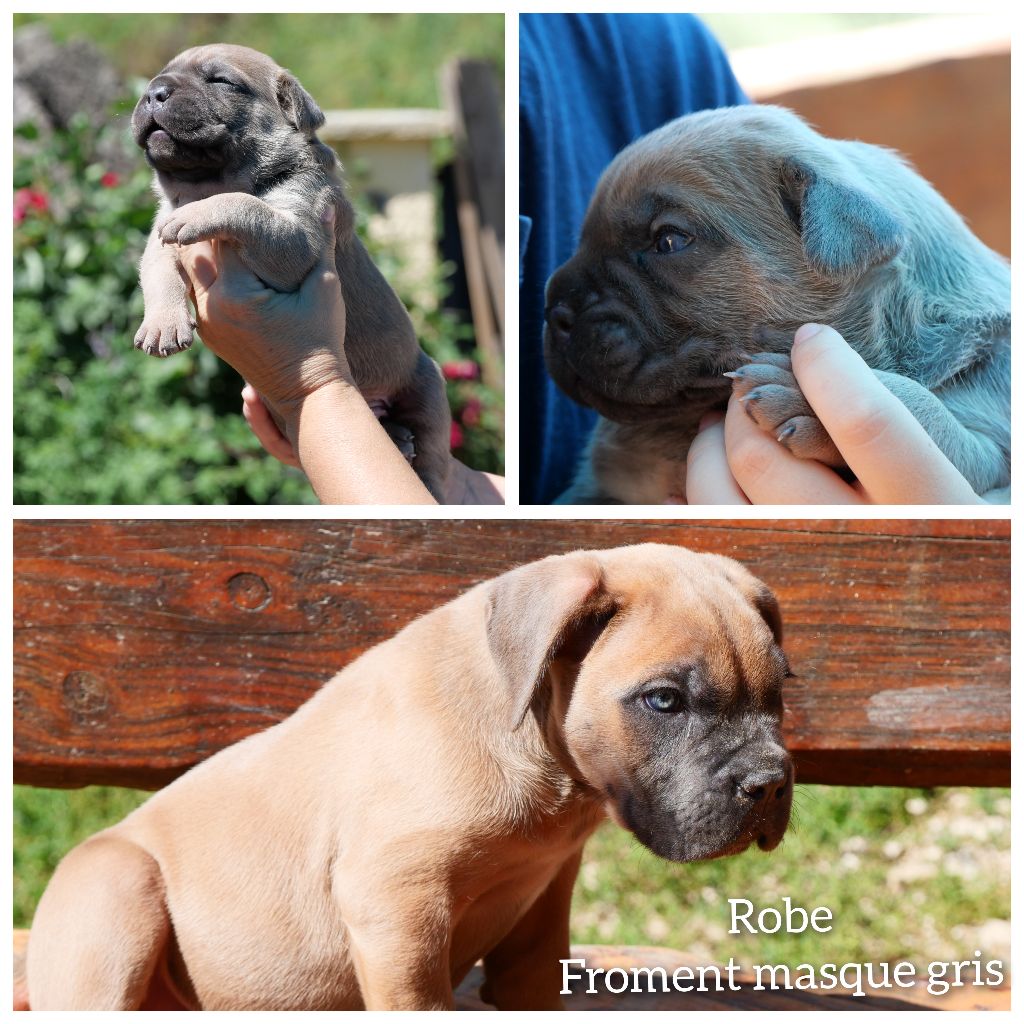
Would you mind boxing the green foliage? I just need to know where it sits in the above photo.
[14,115,314,504]
[14,97,502,503]
[13,13,504,110]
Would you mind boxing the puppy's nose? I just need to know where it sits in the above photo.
[735,765,790,803]
[146,83,174,108]
[546,303,575,346]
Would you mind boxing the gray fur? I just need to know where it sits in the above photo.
[131,44,451,500]
[544,105,1010,503]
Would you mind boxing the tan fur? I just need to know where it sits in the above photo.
[27,544,792,1010]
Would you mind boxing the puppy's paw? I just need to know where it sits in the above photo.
[134,310,196,357]
[727,353,845,467]
[156,208,225,247]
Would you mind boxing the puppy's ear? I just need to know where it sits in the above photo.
[748,583,783,647]
[704,555,783,646]
[779,156,905,278]
[486,553,616,730]
[276,71,326,136]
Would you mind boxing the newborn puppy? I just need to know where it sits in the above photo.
[27,545,791,1010]
[131,44,451,499]
[544,105,1010,503]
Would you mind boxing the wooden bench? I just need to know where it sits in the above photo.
[13,520,1010,1010]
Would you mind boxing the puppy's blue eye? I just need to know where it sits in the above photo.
[654,229,693,254]
[644,688,684,713]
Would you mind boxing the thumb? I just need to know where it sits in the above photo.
[300,203,342,300]
[178,241,217,294]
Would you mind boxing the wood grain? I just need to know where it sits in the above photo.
[14,520,1009,789]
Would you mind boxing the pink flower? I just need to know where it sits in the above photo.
[442,359,479,381]
[450,422,464,450]
[14,188,49,222]
[460,397,482,427]
[100,172,120,188]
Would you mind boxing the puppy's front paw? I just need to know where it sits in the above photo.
[156,207,224,247]
[134,309,196,357]
[727,352,844,467]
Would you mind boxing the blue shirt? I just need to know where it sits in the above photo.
[519,14,748,503]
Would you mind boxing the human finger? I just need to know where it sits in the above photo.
[241,385,301,467]
[790,324,982,504]
[685,411,749,504]
[723,391,862,504]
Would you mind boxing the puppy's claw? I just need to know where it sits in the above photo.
[723,370,742,380]
[134,315,196,358]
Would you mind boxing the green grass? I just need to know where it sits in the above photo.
[15,784,1008,972]
[13,13,504,109]
[574,786,1009,969]
[14,786,150,927]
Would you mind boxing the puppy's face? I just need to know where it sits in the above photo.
[543,105,904,424]
[489,545,793,862]
[131,44,325,186]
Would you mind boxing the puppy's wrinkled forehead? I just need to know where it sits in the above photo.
[585,105,820,243]
[161,43,282,90]
[596,548,787,701]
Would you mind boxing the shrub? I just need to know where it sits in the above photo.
[14,104,502,504]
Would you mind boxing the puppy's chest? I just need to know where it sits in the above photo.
[448,852,573,972]
[160,178,243,208]
[592,418,694,503]
[448,811,602,974]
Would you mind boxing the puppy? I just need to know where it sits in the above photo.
[544,105,1011,503]
[27,544,792,1010]
[131,44,451,499]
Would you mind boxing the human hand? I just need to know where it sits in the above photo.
[241,384,302,468]
[240,385,504,504]
[177,207,350,435]
[686,324,985,505]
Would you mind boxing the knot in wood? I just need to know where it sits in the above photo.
[228,572,272,611]
[61,671,110,725]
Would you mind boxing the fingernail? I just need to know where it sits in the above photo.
[777,425,796,442]
[794,323,827,345]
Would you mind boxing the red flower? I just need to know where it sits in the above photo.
[14,188,48,223]
[460,397,482,427]
[100,172,120,188]
[442,359,479,381]
[450,422,464,450]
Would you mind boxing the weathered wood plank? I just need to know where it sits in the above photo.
[14,520,1009,789]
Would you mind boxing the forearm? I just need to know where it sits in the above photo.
[287,382,437,505]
